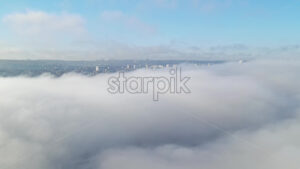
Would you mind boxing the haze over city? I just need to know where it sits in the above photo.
[0,1,300,169]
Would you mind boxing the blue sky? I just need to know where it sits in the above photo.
[0,0,300,60]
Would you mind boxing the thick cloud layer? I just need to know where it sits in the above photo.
[0,60,300,169]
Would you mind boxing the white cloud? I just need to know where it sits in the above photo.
[0,60,300,168]
[2,10,86,37]
[1,39,300,60]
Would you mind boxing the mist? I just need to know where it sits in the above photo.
[1,59,300,169]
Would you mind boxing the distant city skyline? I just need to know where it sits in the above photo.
[0,59,226,77]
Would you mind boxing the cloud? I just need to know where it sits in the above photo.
[2,10,86,37]
[0,60,300,168]
[1,10,89,53]
[101,10,156,35]
[210,44,249,51]
[1,40,300,60]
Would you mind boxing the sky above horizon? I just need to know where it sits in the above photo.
[0,0,300,60]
